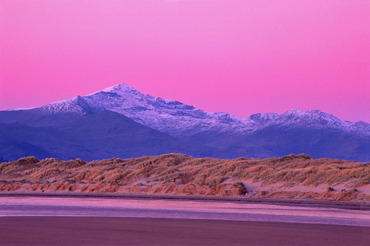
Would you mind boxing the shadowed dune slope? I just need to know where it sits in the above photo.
[0,154,369,201]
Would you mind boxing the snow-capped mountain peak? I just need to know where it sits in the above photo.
[284,108,303,115]
[36,83,369,136]
[100,83,141,95]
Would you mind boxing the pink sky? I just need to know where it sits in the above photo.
[0,0,369,122]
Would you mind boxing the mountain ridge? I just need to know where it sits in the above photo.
[30,83,369,136]
[0,83,369,162]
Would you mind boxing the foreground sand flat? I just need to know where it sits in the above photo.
[0,195,369,245]
[0,217,369,246]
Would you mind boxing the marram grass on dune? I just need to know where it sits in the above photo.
[0,154,369,201]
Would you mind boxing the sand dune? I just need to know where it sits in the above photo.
[0,154,369,201]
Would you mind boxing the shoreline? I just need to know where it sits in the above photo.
[1,191,369,210]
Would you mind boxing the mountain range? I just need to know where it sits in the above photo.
[0,83,369,162]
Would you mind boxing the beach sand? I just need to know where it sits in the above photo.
[0,217,369,246]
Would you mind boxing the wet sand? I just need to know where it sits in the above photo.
[1,196,369,226]
[0,217,369,246]
[2,191,368,209]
